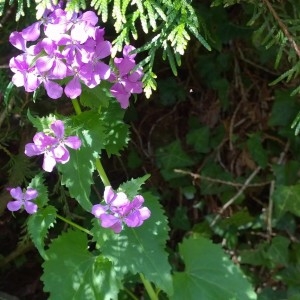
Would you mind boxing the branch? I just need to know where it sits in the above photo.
[174,168,270,187]
[210,166,262,227]
[263,0,300,59]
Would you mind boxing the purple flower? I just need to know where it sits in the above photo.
[9,6,116,100]
[91,186,151,233]
[25,120,81,172]
[109,45,143,109]
[7,187,38,214]
[9,54,41,92]
[22,21,42,41]
[123,195,151,227]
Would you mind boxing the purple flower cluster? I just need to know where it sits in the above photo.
[7,187,38,214]
[9,7,111,99]
[92,186,151,233]
[25,120,81,172]
[9,6,144,108]
[109,45,143,109]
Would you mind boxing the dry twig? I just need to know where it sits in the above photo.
[210,166,262,226]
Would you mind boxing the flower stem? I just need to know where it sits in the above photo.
[57,214,93,237]
[72,98,82,115]
[95,158,111,186]
[124,288,139,300]
[140,273,158,300]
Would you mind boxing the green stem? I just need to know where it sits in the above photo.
[124,288,139,300]
[72,98,82,115]
[57,214,93,237]
[95,158,111,186]
[140,274,158,300]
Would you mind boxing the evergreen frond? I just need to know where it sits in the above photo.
[65,0,86,12]
[91,0,108,22]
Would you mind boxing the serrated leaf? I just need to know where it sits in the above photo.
[118,174,150,199]
[58,131,98,212]
[80,82,111,109]
[27,205,57,259]
[42,230,122,300]
[91,192,173,295]
[28,173,49,207]
[100,101,130,156]
[171,237,257,300]
[27,110,57,132]
[58,111,106,211]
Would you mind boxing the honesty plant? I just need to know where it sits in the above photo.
[4,2,257,300]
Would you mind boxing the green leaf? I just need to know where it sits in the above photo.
[273,184,300,218]
[171,237,257,300]
[27,110,57,132]
[266,236,290,267]
[42,230,122,300]
[80,82,111,109]
[240,242,268,267]
[186,126,211,153]
[91,192,173,295]
[27,205,57,259]
[268,90,299,128]
[4,81,14,106]
[156,140,194,180]
[100,101,130,156]
[58,131,98,212]
[272,160,300,185]
[28,173,49,207]
[58,111,105,211]
[246,133,268,168]
[118,174,150,199]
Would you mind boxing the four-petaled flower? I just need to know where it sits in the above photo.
[25,120,81,172]
[109,45,143,109]
[7,187,38,214]
[92,186,151,233]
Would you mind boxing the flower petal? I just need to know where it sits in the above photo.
[139,207,151,221]
[91,204,107,218]
[24,188,38,201]
[100,214,120,228]
[125,210,142,227]
[44,80,63,100]
[43,152,57,172]
[9,31,26,51]
[111,192,129,207]
[7,200,23,212]
[50,120,65,139]
[24,201,38,214]
[10,187,23,201]
[25,142,43,156]
[65,76,82,99]
[22,22,41,41]
[64,136,81,149]
[104,186,117,205]
[52,145,69,163]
